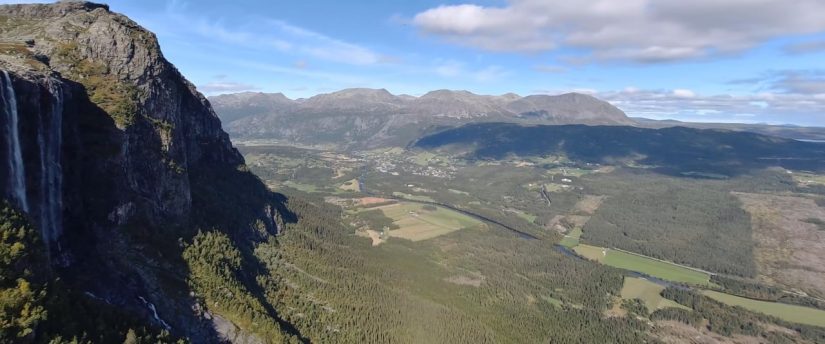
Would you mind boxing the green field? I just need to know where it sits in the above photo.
[621,277,688,311]
[543,296,563,308]
[703,290,825,327]
[392,192,436,202]
[375,202,484,241]
[412,152,438,166]
[509,209,537,223]
[558,228,582,248]
[574,244,711,285]
[281,180,320,192]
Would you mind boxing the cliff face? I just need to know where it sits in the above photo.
[0,2,285,340]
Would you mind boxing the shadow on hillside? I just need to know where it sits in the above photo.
[414,123,825,178]
[20,79,228,341]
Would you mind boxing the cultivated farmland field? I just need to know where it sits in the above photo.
[573,244,606,260]
[376,202,485,241]
[620,277,688,311]
[702,290,825,327]
[559,228,583,248]
[392,192,436,203]
[574,244,711,285]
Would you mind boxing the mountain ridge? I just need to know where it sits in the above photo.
[210,88,634,148]
[211,88,629,120]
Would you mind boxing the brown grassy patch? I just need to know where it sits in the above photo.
[359,197,392,206]
[356,229,385,246]
[444,275,484,287]
[734,192,825,298]
[572,195,605,215]
[653,320,767,344]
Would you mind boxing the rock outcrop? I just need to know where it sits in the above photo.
[0,2,286,341]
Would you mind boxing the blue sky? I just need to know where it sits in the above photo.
[6,0,825,125]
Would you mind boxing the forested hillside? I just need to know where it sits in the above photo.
[415,123,825,175]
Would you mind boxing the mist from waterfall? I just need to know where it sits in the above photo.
[1,71,28,212]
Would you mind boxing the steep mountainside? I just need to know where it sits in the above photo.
[0,2,297,342]
[210,89,635,148]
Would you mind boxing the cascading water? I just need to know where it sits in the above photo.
[38,80,64,248]
[1,70,28,212]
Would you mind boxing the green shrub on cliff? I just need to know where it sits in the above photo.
[0,202,47,341]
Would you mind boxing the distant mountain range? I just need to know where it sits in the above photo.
[633,118,825,141]
[209,89,633,148]
[211,89,825,149]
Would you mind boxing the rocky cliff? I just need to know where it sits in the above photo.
[0,2,289,342]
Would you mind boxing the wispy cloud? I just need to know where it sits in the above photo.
[198,81,260,94]
[784,40,825,55]
[433,59,509,82]
[599,84,825,125]
[533,65,568,74]
[157,1,387,66]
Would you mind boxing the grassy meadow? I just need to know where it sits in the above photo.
[620,277,688,311]
[574,244,711,285]
[373,202,485,241]
[703,290,825,327]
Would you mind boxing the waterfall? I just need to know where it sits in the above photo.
[38,80,64,247]
[0,71,65,257]
[138,296,172,330]
[1,71,28,212]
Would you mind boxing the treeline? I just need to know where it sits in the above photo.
[581,174,757,277]
[253,192,653,343]
[660,288,825,343]
[182,231,300,343]
[356,209,399,230]
[711,275,825,310]
[0,202,181,343]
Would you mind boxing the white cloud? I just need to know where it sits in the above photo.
[784,40,825,54]
[413,0,825,62]
[266,20,384,65]
[433,60,509,82]
[473,65,508,82]
[599,85,825,124]
[572,88,598,95]
[198,81,260,94]
[774,71,825,95]
[672,89,696,98]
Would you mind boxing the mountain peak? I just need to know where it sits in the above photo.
[507,93,632,125]
[420,89,478,99]
[327,88,394,98]
[302,88,401,111]
[1,1,110,20]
